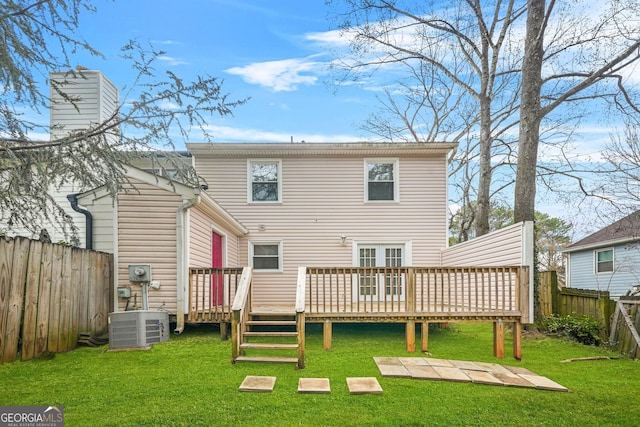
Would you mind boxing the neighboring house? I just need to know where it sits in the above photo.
[0,69,119,245]
[563,211,640,298]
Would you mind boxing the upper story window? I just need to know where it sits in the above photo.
[366,159,398,202]
[595,248,614,273]
[248,160,281,203]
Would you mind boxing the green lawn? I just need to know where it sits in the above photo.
[1,322,637,426]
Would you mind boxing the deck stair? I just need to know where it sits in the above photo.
[234,311,301,366]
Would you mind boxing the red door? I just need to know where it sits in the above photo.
[212,232,224,305]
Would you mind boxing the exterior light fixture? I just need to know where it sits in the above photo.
[340,235,347,245]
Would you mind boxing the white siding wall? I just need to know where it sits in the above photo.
[50,70,119,144]
[568,243,640,298]
[196,154,449,306]
[78,191,115,253]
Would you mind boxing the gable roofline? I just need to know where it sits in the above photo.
[562,210,640,253]
[186,142,458,157]
[76,166,248,236]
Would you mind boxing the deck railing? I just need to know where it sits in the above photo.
[301,266,529,320]
[230,267,253,361]
[188,267,244,323]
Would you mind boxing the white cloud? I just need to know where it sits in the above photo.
[158,55,189,66]
[225,57,323,92]
[152,40,184,46]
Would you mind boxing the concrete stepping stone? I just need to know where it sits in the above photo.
[474,362,515,375]
[238,375,276,392]
[519,374,569,392]
[464,369,505,386]
[492,373,536,388]
[431,366,472,383]
[504,365,537,376]
[451,360,484,371]
[377,363,411,378]
[406,365,442,381]
[298,378,331,394]
[373,357,403,365]
[422,358,455,367]
[398,357,429,366]
[346,377,384,395]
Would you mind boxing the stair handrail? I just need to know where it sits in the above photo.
[231,266,253,361]
[295,266,307,368]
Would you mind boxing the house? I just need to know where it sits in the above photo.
[563,211,640,298]
[4,69,534,365]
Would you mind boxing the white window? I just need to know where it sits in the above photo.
[595,248,613,273]
[357,244,404,300]
[365,159,398,201]
[248,160,281,203]
[250,241,283,272]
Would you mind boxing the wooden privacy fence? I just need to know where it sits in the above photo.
[609,298,640,358]
[0,236,113,364]
[539,271,615,333]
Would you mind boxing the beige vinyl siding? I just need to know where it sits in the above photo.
[188,206,241,268]
[117,181,182,312]
[441,221,533,266]
[195,154,449,306]
[441,221,535,322]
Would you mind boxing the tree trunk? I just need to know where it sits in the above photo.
[476,94,493,236]
[514,0,545,224]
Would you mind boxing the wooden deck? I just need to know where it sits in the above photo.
[188,265,529,367]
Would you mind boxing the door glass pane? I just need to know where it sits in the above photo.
[359,247,377,296]
[385,248,402,296]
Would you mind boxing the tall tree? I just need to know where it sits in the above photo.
[515,0,640,223]
[327,0,526,237]
[0,1,245,236]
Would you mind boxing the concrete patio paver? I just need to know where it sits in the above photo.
[374,357,569,392]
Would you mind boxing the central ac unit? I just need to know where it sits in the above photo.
[108,310,169,349]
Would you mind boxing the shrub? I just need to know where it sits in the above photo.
[540,314,602,346]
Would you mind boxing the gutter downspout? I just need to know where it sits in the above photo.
[174,194,200,334]
[67,194,93,250]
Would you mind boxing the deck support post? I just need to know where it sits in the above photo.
[421,322,429,352]
[406,320,416,352]
[493,319,505,358]
[513,320,522,361]
[323,319,332,350]
[220,322,228,341]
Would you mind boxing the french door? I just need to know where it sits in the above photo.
[358,245,404,301]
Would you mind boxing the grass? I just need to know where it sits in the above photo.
[1,322,638,426]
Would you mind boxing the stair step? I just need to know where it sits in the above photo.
[243,331,298,337]
[250,311,296,317]
[240,343,299,350]
[246,320,297,326]
[234,356,299,364]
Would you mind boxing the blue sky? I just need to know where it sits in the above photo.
[69,0,374,144]
[39,0,633,236]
